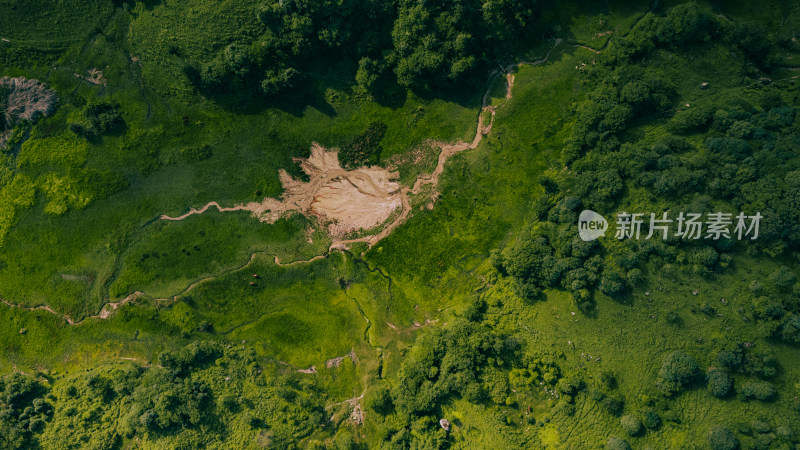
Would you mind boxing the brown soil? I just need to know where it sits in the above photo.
[0,291,143,325]
[2,39,570,326]
[0,76,58,147]
[161,143,404,237]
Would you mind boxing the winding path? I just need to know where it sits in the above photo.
[1,36,583,326]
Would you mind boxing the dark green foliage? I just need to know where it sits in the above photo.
[390,0,536,88]
[606,436,632,450]
[158,341,224,375]
[620,414,642,436]
[365,386,394,416]
[642,410,661,430]
[717,348,744,371]
[557,376,584,397]
[338,121,387,169]
[261,67,300,97]
[599,271,627,297]
[355,57,387,94]
[38,341,327,447]
[669,106,714,133]
[498,218,611,306]
[463,297,487,322]
[769,266,797,291]
[572,170,623,209]
[743,352,778,379]
[750,420,770,434]
[489,248,506,275]
[780,314,800,344]
[82,102,124,136]
[181,144,213,162]
[601,396,625,416]
[658,351,700,394]
[513,279,542,303]
[125,369,213,433]
[393,319,521,416]
[739,380,777,402]
[708,426,740,450]
[0,374,51,449]
[183,0,540,98]
[600,370,618,390]
[707,369,732,398]
[666,311,682,326]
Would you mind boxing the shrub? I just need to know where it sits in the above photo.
[602,396,624,416]
[181,145,213,162]
[261,67,299,97]
[769,266,797,290]
[780,314,800,344]
[707,369,732,398]
[365,386,393,416]
[642,410,661,429]
[606,436,631,450]
[83,102,124,134]
[750,420,770,434]
[658,351,700,394]
[620,415,642,436]
[513,279,542,302]
[666,105,714,133]
[708,426,739,450]
[744,352,778,379]
[739,380,777,402]
[599,271,627,297]
[716,348,744,371]
[338,121,387,169]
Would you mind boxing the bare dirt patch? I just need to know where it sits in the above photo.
[0,76,58,148]
[162,143,404,237]
[298,365,317,374]
[325,348,358,368]
[158,40,564,253]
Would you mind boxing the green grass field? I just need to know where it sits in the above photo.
[1,0,799,448]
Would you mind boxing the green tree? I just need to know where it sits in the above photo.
[620,415,642,436]
[261,67,300,97]
[739,380,776,402]
[708,426,739,450]
[707,369,732,398]
[642,410,660,430]
[658,351,700,394]
[606,436,631,450]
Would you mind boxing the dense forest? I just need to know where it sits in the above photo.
[183,0,538,99]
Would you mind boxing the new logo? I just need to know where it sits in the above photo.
[578,210,608,241]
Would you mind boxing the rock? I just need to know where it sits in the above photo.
[439,418,451,431]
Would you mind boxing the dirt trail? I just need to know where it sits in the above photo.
[1,39,567,326]
[331,39,562,250]
[160,201,252,221]
[161,143,404,237]
[1,291,143,325]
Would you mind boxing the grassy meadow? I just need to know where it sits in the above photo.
[0,0,799,448]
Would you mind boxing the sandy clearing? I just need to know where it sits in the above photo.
[157,39,556,250]
[3,39,570,326]
[161,143,405,237]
